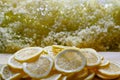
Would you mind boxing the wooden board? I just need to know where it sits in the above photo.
[0,52,120,64]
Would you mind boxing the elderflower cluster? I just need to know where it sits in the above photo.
[0,0,120,53]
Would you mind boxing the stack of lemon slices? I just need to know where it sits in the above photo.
[0,45,120,80]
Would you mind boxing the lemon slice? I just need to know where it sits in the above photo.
[61,76,67,80]
[97,54,104,60]
[0,64,4,80]
[0,64,4,74]
[0,64,4,70]
[79,48,101,67]
[43,46,55,58]
[52,45,65,54]
[97,72,119,79]
[99,59,110,67]
[55,48,86,73]
[98,62,120,76]
[59,76,67,80]
[1,65,22,80]
[41,74,62,80]
[84,72,95,80]
[43,46,53,53]
[8,55,23,70]
[23,55,53,79]
[14,47,43,62]
[74,68,88,79]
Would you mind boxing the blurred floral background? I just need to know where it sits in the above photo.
[0,0,120,53]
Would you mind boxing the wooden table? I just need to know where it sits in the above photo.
[0,52,120,64]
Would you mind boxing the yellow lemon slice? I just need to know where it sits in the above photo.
[8,55,23,70]
[0,64,4,74]
[99,59,110,67]
[43,46,53,53]
[14,47,43,62]
[41,74,62,80]
[98,62,120,76]
[1,65,22,80]
[43,46,55,58]
[59,76,67,80]
[0,64,4,70]
[97,54,104,60]
[79,48,101,67]
[0,64,4,80]
[52,45,65,54]
[55,48,86,73]
[97,72,119,79]
[23,55,53,79]
[74,68,88,79]
[84,72,95,80]
[61,76,67,80]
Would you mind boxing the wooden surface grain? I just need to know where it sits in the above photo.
[0,52,120,64]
